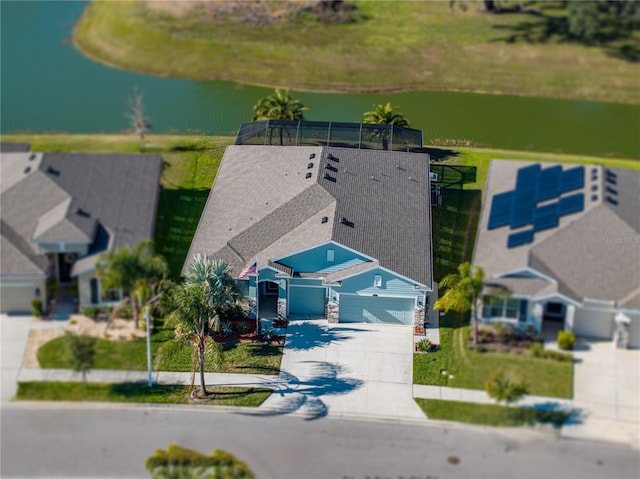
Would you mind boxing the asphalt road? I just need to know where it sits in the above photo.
[2,404,638,479]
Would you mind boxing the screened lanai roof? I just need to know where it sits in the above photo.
[235,120,425,152]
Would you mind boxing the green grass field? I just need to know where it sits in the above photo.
[414,398,570,428]
[413,314,573,398]
[37,322,283,375]
[17,382,271,407]
[73,1,640,104]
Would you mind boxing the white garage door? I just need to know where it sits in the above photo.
[574,308,614,339]
[0,284,35,313]
[339,295,414,324]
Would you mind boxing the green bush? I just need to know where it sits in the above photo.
[119,305,133,319]
[31,298,44,318]
[236,320,251,334]
[46,277,58,300]
[416,338,432,353]
[557,331,575,350]
[82,306,100,319]
[528,342,573,362]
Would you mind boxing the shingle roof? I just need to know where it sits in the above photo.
[1,152,163,277]
[186,144,432,287]
[0,143,31,153]
[474,160,640,307]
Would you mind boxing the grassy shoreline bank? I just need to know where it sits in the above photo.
[73,1,639,104]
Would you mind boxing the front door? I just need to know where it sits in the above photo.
[58,253,76,284]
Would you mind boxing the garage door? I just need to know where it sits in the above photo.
[339,295,414,324]
[574,308,614,339]
[289,286,326,315]
[0,284,35,313]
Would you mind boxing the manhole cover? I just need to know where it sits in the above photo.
[447,456,460,465]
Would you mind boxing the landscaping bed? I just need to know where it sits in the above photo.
[17,382,271,407]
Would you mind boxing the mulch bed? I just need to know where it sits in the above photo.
[470,330,537,354]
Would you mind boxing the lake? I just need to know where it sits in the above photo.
[1,1,638,159]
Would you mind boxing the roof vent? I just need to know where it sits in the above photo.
[606,195,618,206]
[591,184,598,192]
[321,216,328,224]
[591,194,598,202]
[325,164,338,173]
[327,153,339,162]
[395,164,400,169]
[309,153,316,159]
[23,166,31,174]
[340,217,354,228]
[29,153,36,161]
[305,172,312,179]
[46,166,60,176]
[323,173,336,183]
[605,185,618,196]
[75,208,90,218]
[307,162,313,169]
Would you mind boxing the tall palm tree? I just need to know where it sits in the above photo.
[252,89,310,145]
[362,102,410,150]
[434,262,484,348]
[97,239,168,326]
[170,255,238,396]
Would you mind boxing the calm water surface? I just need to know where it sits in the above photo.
[1,1,638,159]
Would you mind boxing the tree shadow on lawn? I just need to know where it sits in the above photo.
[283,321,365,352]
[424,147,461,162]
[154,188,210,280]
[526,401,581,429]
[238,361,364,421]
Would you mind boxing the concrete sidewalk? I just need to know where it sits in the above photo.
[18,368,281,389]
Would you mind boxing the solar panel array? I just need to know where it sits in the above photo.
[487,164,585,248]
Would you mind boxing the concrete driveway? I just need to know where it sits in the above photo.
[262,319,426,422]
[562,338,640,447]
[1,314,33,402]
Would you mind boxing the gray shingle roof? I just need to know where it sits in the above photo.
[186,144,432,287]
[474,160,640,307]
[0,143,31,153]
[1,152,163,277]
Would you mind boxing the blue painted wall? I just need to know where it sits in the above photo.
[335,267,425,304]
[278,242,371,274]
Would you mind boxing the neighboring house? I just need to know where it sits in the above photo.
[0,146,163,313]
[186,121,435,326]
[473,159,640,348]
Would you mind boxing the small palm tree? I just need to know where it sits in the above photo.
[362,102,410,150]
[252,89,310,145]
[434,262,484,348]
[169,255,237,397]
[97,239,168,326]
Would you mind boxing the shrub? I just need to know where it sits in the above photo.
[221,321,233,337]
[484,369,528,406]
[528,342,573,362]
[236,320,251,334]
[31,298,44,318]
[416,338,432,353]
[557,330,575,350]
[82,306,100,319]
[46,277,58,300]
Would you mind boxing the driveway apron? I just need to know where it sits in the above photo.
[1,315,33,402]
[264,320,426,421]
[562,338,640,446]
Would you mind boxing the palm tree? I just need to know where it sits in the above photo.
[362,102,410,150]
[169,255,238,396]
[252,89,310,145]
[434,262,484,348]
[96,239,168,326]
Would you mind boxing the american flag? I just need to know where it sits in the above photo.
[238,261,257,278]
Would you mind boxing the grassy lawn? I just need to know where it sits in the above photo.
[0,133,233,279]
[73,1,640,104]
[415,398,570,428]
[17,382,271,407]
[37,321,283,375]
[414,314,573,398]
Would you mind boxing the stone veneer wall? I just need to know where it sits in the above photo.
[327,301,339,323]
[413,307,425,326]
[277,298,287,321]
[248,298,257,319]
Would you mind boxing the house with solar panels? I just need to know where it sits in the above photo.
[185,121,435,327]
[473,160,640,348]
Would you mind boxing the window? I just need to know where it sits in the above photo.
[264,282,279,295]
[482,295,523,320]
[326,249,335,262]
[373,274,382,287]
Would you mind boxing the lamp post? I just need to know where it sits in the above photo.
[144,292,163,388]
